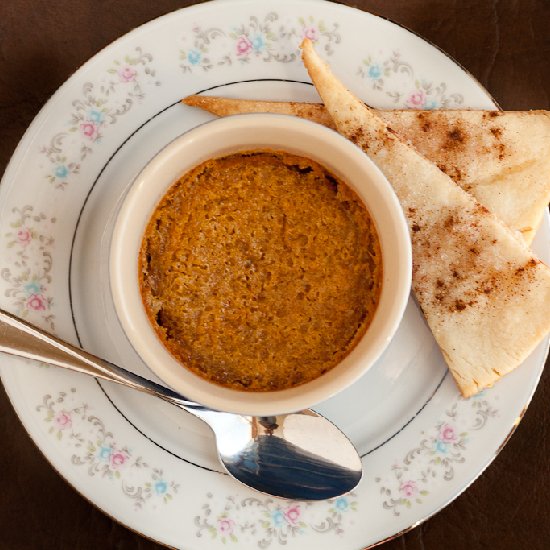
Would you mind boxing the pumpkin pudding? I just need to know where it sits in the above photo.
[139,150,382,391]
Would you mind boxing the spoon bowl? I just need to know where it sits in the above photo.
[196,409,362,500]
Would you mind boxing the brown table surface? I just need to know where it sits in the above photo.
[1,1,549,548]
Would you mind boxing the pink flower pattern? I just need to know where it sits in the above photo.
[54,411,72,430]
[80,121,100,141]
[17,228,31,245]
[236,35,253,56]
[439,423,457,443]
[218,518,234,535]
[399,480,418,498]
[303,26,319,41]
[406,89,427,109]
[27,293,46,311]
[117,66,137,82]
[109,450,128,469]
[283,505,301,525]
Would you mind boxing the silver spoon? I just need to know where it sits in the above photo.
[0,308,362,500]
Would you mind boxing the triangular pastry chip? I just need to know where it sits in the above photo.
[299,38,550,397]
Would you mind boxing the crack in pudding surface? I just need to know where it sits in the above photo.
[139,150,383,391]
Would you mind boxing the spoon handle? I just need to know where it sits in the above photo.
[0,308,202,411]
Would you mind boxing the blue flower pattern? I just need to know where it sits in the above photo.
[335,497,348,510]
[88,109,104,124]
[54,165,69,179]
[154,480,168,495]
[98,446,112,460]
[251,35,264,52]
[271,509,284,527]
[187,50,201,65]
[24,281,41,295]
[424,99,438,110]
[368,64,381,79]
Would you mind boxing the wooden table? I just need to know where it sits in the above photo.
[1,1,549,548]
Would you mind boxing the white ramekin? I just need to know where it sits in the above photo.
[110,114,411,416]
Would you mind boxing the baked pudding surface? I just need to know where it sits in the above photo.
[139,150,382,391]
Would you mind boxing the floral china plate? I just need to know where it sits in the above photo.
[1,1,548,548]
